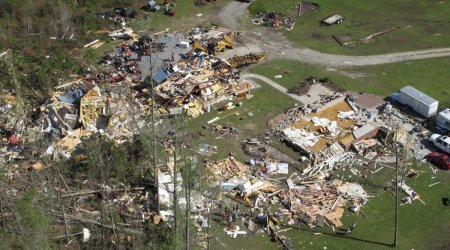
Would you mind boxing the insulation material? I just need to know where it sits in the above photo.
[283,127,321,151]
[334,180,368,199]
[337,110,355,119]
[311,117,340,136]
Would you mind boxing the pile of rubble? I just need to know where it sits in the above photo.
[0,92,24,163]
[152,55,256,118]
[280,176,367,228]
[263,83,437,212]
[97,7,137,27]
[251,11,296,31]
[203,123,240,139]
[190,147,370,250]
[227,53,266,68]
[206,157,249,180]
[1,26,266,163]
[103,26,263,119]
[268,87,386,163]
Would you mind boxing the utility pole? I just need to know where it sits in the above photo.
[173,125,178,249]
[185,156,195,250]
[394,142,399,247]
[151,79,159,213]
[205,156,211,250]
[149,43,159,213]
[0,197,5,229]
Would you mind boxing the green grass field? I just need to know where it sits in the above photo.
[249,0,450,55]
[185,79,297,162]
[250,59,450,108]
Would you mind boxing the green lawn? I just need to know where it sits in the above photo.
[185,79,297,163]
[250,59,450,108]
[249,0,450,55]
[357,58,450,108]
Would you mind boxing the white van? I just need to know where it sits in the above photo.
[430,134,450,154]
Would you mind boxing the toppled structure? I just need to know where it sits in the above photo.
[251,12,296,31]
[267,82,436,187]
[293,1,320,17]
[143,29,259,118]
[280,177,367,228]
[2,26,265,162]
[274,95,362,157]
[227,53,266,68]
[206,157,249,181]
[104,26,261,118]
[35,75,149,159]
[152,54,255,118]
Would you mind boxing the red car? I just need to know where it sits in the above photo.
[426,152,450,170]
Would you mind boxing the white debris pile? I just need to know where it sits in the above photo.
[303,152,356,177]
[337,110,355,120]
[334,180,368,199]
[282,127,321,151]
[311,117,340,137]
[224,226,247,238]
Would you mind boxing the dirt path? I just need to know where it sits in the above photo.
[241,73,303,102]
[219,1,450,67]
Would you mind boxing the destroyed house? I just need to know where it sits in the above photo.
[340,123,379,151]
[276,93,382,160]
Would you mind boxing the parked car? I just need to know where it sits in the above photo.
[426,152,450,170]
[429,134,450,154]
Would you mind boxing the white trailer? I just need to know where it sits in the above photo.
[322,14,344,25]
[436,108,450,131]
[398,86,438,118]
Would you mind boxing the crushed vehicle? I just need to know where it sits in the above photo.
[251,11,296,30]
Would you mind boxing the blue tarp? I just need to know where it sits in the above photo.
[57,89,85,104]
[152,69,169,84]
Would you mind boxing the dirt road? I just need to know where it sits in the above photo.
[241,73,304,102]
[219,1,450,67]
